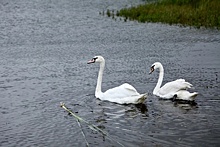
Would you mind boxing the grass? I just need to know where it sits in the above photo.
[115,0,220,29]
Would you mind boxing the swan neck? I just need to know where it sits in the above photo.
[96,61,105,97]
[153,64,164,94]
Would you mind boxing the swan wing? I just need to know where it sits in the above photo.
[158,79,193,98]
[174,79,193,88]
[99,83,146,104]
[121,83,139,93]
[103,83,139,98]
[111,94,147,104]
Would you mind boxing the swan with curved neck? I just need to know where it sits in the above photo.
[87,56,147,104]
[149,62,198,101]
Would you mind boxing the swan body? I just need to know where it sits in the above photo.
[88,56,147,104]
[149,62,198,101]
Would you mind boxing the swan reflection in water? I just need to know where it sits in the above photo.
[157,97,198,110]
[95,99,148,117]
[173,99,198,110]
[134,103,148,114]
[92,100,148,143]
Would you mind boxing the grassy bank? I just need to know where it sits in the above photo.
[116,0,220,29]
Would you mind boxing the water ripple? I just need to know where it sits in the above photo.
[0,0,220,146]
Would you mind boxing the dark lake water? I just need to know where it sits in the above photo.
[0,0,220,146]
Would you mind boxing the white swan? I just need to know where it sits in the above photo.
[149,62,198,101]
[87,56,147,104]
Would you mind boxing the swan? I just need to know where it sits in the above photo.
[87,56,147,104]
[149,62,198,101]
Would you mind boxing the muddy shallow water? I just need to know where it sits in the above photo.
[0,0,220,146]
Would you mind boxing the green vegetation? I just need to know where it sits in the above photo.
[116,0,220,29]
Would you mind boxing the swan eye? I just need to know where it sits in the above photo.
[92,57,98,62]
[88,57,98,64]
[151,67,154,71]
[149,65,155,74]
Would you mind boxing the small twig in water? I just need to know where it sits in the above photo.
[60,102,89,146]
[60,102,124,147]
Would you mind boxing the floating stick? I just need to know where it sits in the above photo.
[60,102,89,146]
[76,118,89,147]
[60,102,124,147]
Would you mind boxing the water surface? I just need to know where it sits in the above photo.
[0,0,220,146]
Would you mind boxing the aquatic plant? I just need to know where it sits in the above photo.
[116,0,220,29]
[106,9,111,17]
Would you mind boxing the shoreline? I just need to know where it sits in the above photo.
[108,0,220,29]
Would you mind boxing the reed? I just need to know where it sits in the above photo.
[117,0,220,29]
[60,102,124,147]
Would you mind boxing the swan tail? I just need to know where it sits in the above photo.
[136,93,148,104]
[189,92,198,100]
[118,93,147,104]
[185,82,193,89]
[174,90,198,101]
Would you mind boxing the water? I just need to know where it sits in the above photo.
[0,0,220,146]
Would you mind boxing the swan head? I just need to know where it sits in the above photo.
[87,56,105,64]
[149,62,162,74]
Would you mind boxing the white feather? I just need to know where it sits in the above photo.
[88,56,147,104]
[150,62,198,101]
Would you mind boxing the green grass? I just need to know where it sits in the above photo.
[117,0,220,29]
